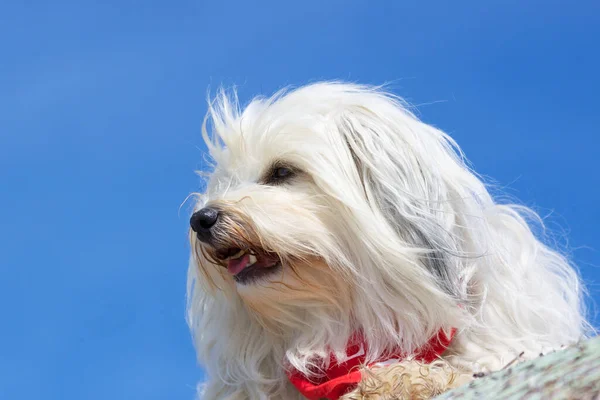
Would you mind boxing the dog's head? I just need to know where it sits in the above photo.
[188,82,472,348]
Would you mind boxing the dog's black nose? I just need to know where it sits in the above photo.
[190,207,219,234]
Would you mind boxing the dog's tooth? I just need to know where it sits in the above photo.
[248,254,257,265]
[235,249,248,258]
[225,249,247,260]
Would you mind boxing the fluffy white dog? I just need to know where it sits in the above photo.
[186,82,590,399]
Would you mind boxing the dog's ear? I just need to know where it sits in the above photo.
[336,106,459,296]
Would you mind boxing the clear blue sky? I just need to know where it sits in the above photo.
[1,1,599,399]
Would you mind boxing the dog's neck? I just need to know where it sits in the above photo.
[285,328,456,400]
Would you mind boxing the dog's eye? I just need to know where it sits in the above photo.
[274,167,292,178]
[265,165,295,184]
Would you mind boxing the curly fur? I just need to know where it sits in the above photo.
[186,82,591,399]
[342,359,472,400]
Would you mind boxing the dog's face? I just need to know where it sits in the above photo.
[189,108,361,315]
[189,83,463,330]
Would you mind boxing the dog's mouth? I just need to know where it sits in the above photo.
[215,247,281,284]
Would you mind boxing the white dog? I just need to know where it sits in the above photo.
[186,82,590,399]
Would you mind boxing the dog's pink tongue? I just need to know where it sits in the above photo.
[227,254,250,275]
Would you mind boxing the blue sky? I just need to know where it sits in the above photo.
[1,1,599,399]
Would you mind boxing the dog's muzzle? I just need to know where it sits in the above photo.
[190,207,219,243]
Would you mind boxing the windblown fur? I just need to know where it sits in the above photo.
[186,82,590,399]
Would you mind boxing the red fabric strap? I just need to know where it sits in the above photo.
[287,328,456,400]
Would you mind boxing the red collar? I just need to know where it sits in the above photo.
[286,329,455,400]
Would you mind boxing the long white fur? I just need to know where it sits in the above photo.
[186,82,591,399]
